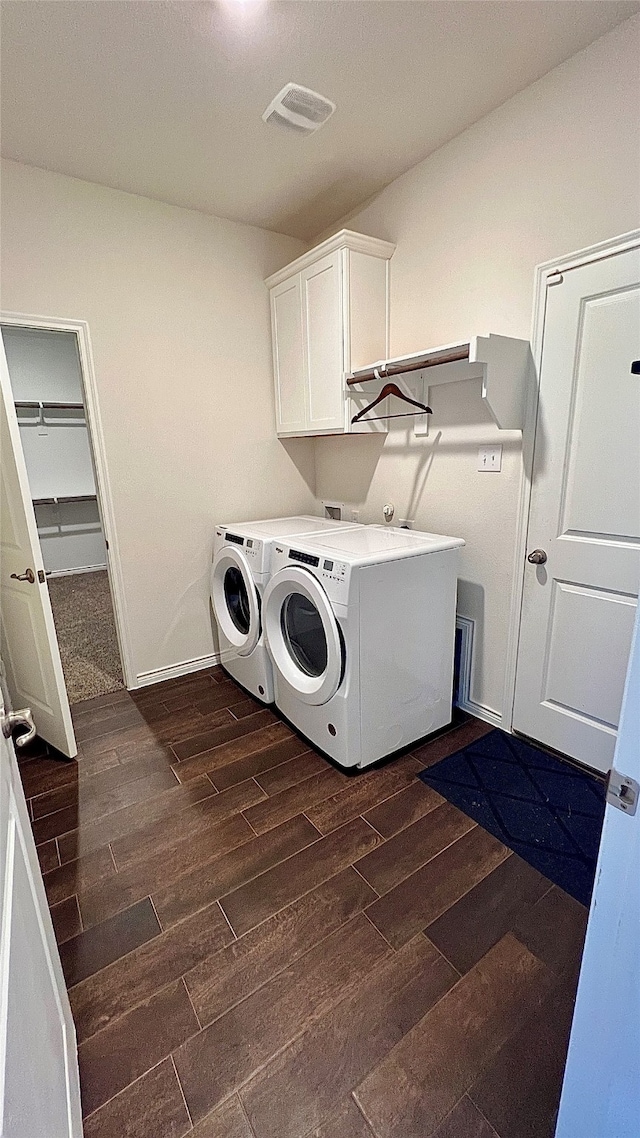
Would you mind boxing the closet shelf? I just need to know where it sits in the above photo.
[33,494,97,506]
[15,399,84,410]
[346,334,534,431]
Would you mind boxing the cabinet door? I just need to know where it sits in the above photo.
[301,252,345,433]
[270,276,307,435]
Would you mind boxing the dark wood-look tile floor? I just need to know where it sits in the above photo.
[19,667,588,1138]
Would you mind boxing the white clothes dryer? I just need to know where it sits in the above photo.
[210,516,362,702]
[262,525,465,768]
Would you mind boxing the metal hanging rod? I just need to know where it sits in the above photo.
[346,343,471,386]
[15,399,84,410]
[33,494,97,506]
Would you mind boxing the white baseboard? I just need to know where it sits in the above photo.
[47,563,108,578]
[132,620,504,729]
[455,615,503,730]
[133,652,221,689]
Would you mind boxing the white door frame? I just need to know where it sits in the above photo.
[502,228,640,734]
[1,311,135,690]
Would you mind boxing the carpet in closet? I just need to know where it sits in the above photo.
[47,570,124,703]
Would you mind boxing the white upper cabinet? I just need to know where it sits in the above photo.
[302,252,343,432]
[266,230,395,437]
[270,275,306,435]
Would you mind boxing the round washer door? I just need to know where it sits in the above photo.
[263,565,343,705]
[211,545,261,656]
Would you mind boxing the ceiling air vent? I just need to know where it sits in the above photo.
[262,83,336,134]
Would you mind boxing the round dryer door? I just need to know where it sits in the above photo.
[211,546,260,656]
[263,566,343,705]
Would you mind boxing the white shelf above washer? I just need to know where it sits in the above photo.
[346,334,534,431]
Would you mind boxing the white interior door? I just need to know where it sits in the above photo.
[514,243,640,773]
[555,602,640,1138]
[0,681,82,1137]
[0,341,76,758]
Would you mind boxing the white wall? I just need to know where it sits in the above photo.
[314,16,640,720]
[0,161,314,682]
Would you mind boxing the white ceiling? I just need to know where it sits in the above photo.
[2,1,637,239]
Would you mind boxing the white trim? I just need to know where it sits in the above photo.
[134,652,221,689]
[454,615,474,708]
[265,229,395,288]
[458,699,503,731]
[46,564,107,579]
[501,228,640,733]
[0,312,136,690]
[455,615,503,729]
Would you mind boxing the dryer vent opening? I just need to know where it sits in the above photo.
[323,501,345,521]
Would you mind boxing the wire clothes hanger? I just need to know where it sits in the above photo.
[351,371,432,424]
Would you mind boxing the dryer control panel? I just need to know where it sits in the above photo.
[320,557,347,585]
[276,546,350,603]
[317,557,350,604]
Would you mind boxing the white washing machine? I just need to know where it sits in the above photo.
[210,516,362,702]
[262,525,465,768]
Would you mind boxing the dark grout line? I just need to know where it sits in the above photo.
[148,894,164,933]
[241,811,260,837]
[360,908,395,953]
[181,975,203,1034]
[465,1095,502,1138]
[237,1091,259,1138]
[79,1055,169,1126]
[357,814,385,839]
[359,815,387,841]
[361,818,486,905]
[170,1052,194,1130]
[421,932,463,980]
[216,899,238,943]
[350,862,380,898]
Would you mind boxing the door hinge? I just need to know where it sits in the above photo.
[606,769,638,816]
[547,271,564,286]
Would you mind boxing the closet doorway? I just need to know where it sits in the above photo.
[1,321,125,705]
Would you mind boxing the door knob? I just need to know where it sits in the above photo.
[10,568,35,584]
[1,708,36,747]
[527,549,547,564]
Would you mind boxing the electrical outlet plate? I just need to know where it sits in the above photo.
[477,445,502,471]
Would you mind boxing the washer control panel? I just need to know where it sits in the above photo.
[216,529,265,571]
